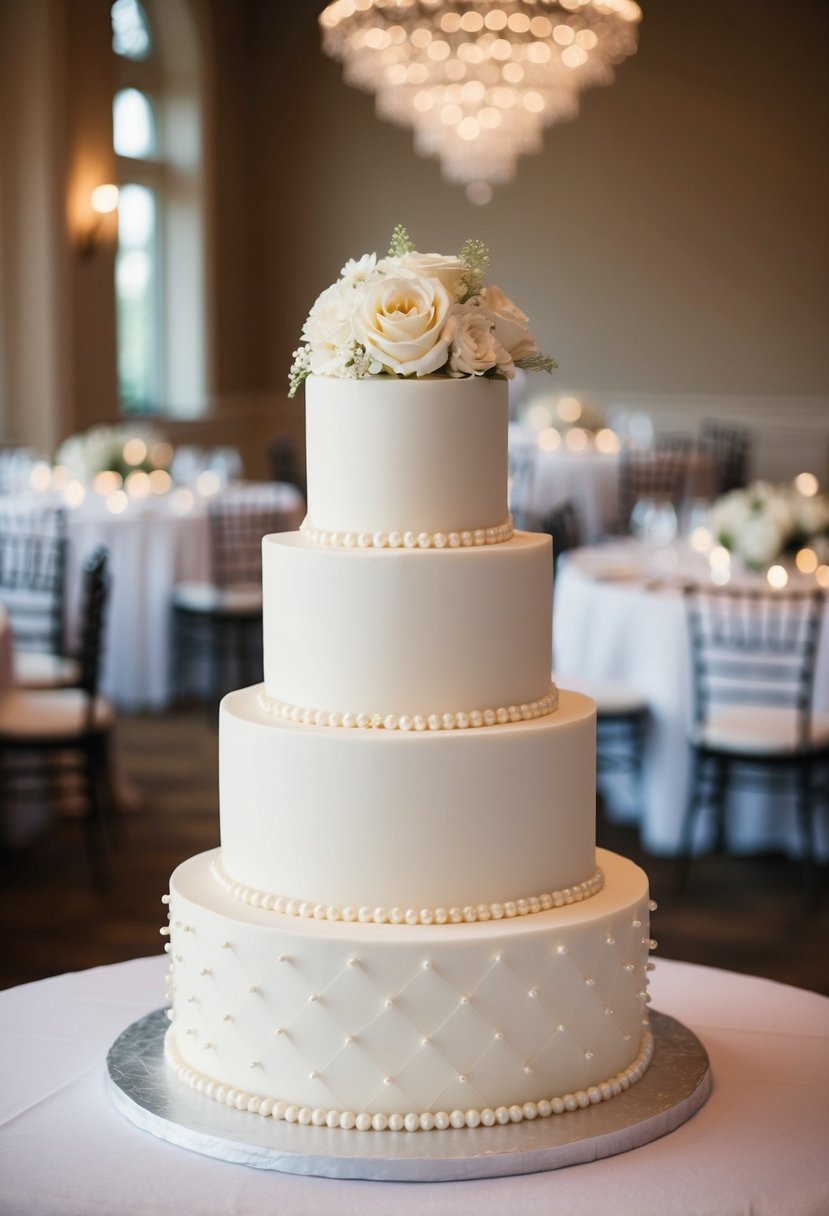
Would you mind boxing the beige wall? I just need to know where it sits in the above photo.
[1,0,827,481]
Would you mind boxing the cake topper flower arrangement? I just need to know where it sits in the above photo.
[289,225,556,397]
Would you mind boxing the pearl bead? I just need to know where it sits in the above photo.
[339,1111,356,1130]
[371,1113,388,1131]
[404,1112,420,1132]
[461,531,473,546]
[326,1110,339,1128]
[355,1112,372,1131]
[403,531,417,548]
[433,533,447,548]
[414,715,427,731]
[427,714,441,730]
[433,1111,450,1131]
[387,1112,404,1132]
[480,1108,496,1126]
[399,716,413,731]
[495,1107,510,1125]
[384,714,398,730]
[417,532,431,548]
[373,532,387,548]
[388,531,402,548]
[448,532,461,547]
[419,1112,435,1131]
[450,1110,466,1129]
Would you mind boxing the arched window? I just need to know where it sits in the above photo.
[111,0,207,417]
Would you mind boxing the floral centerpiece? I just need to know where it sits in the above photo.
[56,423,171,484]
[289,225,556,397]
[710,480,829,569]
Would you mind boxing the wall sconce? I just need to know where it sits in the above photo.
[78,184,120,258]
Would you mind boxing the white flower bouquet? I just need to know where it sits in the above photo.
[56,423,171,483]
[289,225,556,397]
[710,480,829,569]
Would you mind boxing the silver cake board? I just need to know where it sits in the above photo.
[107,1008,710,1182]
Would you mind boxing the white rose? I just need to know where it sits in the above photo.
[353,274,452,377]
[378,252,467,301]
[443,302,514,379]
[301,282,356,376]
[737,514,784,568]
[481,285,539,361]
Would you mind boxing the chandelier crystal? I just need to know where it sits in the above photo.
[320,0,642,203]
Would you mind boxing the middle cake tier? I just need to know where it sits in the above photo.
[219,686,597,913]
[262,531,553,720]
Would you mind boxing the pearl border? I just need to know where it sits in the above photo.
[299,517,514,550]
[209,855,605,925]
[255,685,559,733]
[164,1024,654,1133]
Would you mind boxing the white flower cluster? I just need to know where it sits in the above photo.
[710,480,829,569]
[289,231,554,397]
[56,423,170,483]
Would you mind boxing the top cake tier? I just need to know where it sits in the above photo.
[304,374,509,538]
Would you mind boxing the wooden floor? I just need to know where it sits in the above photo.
[1,705,827,995]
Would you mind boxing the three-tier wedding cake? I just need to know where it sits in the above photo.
[162,230,654,1134]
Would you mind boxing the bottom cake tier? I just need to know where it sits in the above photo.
[164,849,653,1132]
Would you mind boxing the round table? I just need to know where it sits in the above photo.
[0,955,826,1215]
[0,483,304,710]
[553,540,829,858]
[510,436,621,542]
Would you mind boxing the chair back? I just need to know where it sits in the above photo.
[618,450,688,533]
[508,446,535,530]
[77,547,111,704]
[268,434,306,499]
[540,499,582,573]
[209,484,300,590]
[699,419,751,495]
[0,507,68,655]
[684,585,825,748]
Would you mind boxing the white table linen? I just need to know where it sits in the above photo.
[0,954,826,1215]
[510,433,621,542]
[553,541,829,857]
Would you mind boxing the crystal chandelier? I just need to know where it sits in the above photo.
[319,1,642,203]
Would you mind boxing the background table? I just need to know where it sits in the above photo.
[553,540,829,858]
[510,434,621,541]
[1,954,827,1215]
[2,483,304,710]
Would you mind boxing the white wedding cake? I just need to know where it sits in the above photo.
[162,231,654,1134]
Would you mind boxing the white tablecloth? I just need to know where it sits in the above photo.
[553,541,829,857]
[1,484,304,710]
[512,440,621,542]
[1,955,826,1215]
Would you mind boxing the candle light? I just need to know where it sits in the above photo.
[594,428,620,455]
[536,427,561,452]
[766,565,788,589]
[30,462,52,492]
[106,489,128,515]
[795,548,818,574]
[63,480,86,507]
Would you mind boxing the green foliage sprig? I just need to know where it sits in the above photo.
[387,224,415,258]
